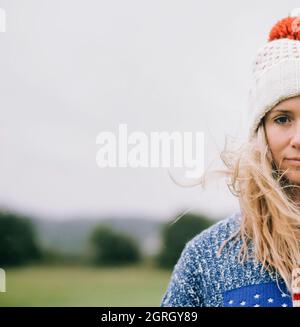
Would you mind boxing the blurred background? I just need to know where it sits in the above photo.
[0,0,296,306]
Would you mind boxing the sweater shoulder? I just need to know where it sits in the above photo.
[186,211,241,255]
[159,211,242,307]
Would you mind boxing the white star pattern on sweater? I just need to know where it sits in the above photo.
[226,291,292,307]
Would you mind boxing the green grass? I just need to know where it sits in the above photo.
[0,262,172,306]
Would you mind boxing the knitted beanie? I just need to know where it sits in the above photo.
[248,8,300,139]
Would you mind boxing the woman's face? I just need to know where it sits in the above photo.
[264,95,300,185]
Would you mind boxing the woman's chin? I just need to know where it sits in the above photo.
[286,172,300,185]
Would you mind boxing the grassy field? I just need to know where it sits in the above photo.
[0,262,172,306]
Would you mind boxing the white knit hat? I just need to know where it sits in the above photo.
[248,8,300,139]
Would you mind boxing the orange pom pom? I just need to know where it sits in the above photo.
[268,16,300,42]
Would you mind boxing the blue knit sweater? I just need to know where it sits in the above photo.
[160,212,293,307]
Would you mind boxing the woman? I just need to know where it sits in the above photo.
[160,9,300,307]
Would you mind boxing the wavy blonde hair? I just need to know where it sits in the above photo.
[208,122,300,294]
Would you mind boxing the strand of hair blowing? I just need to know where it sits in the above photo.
[218,124,300,294]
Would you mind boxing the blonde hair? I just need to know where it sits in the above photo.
[206,122,300,294]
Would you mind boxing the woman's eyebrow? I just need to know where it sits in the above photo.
[268,109,293,117]
[272,109,292,113]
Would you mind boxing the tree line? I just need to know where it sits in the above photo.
[0,210,213,269]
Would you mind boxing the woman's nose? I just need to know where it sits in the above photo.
[290,121,300,148]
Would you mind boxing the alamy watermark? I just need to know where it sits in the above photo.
[96,124,205,179]
[0,268,5,292]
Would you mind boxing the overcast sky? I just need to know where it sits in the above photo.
[0,0,298,221]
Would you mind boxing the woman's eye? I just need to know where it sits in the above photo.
[274,116,291,125]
